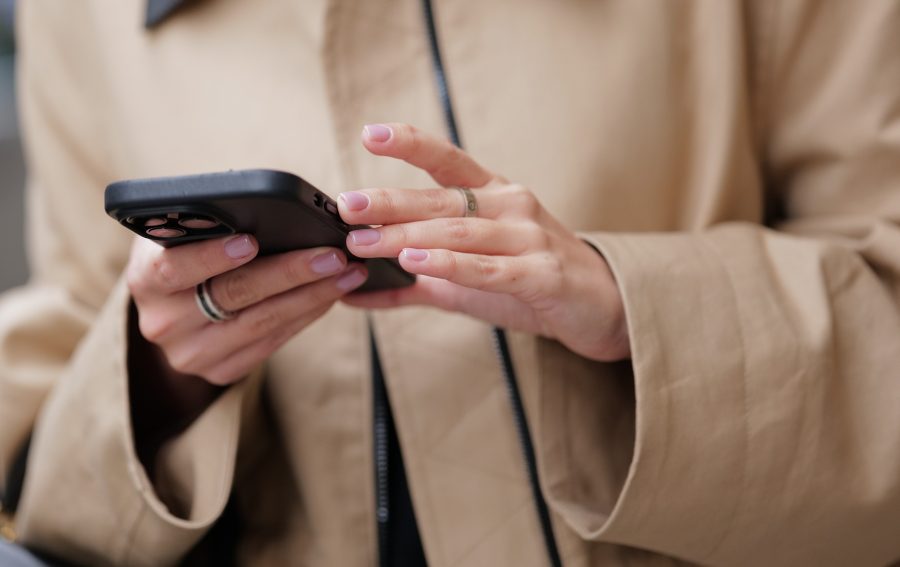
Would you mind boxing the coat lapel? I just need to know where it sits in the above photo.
[145,0,197,27]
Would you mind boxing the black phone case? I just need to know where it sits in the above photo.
[104,169,415,292]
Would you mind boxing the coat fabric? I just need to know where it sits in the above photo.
[1,1,899,565]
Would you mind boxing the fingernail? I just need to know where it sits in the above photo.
[225,235,256,259]
[310,250,345,275]
[339,191,370,211]
[349,229,381,246]
[363,124,392,143]
[402,248,429,262]
[337,266,367,291]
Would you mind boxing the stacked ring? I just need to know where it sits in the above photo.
[457,187,478,218]
[195,279,237,323]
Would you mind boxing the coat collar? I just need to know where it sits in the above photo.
[145,0,198,28]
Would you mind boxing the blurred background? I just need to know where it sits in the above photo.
[0,0,27,292]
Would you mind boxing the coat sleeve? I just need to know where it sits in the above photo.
[3,3,252,565]
[537,2,900,566]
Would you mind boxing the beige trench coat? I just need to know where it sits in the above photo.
[1,0,899,565]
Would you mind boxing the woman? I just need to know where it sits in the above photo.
[1,0,899,565]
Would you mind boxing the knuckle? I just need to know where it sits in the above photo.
[218,271,256,308]
[423,189,450,217]
[523,253,563,301]
[474,255,501,282]
[383,191,400,217]
[405,125,422,153]
[152,256,184,292]
[393,124,419,159]
[444,218,473,241]
[524,223,551,251]
[508,184,541,217]
[542,254,564,290]
[370,188,398,216]
[441,250,461,278]
[125,266,149,297]
[166,345,201,375]
[310,279,342,305]
[279,257,308,286]
[137,311,175,343]
[391,222,412,246]
[246,309,285,336]
[202,367,236,387]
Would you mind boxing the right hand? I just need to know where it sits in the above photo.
[126,234,368,386]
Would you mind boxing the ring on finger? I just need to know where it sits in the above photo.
[195,278,238,323]
[455,187,478,218]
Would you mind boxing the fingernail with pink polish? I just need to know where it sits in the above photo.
[310,250,345,275]
[339,191,370,212]
[225,235,256,259]
[403,248,429,262]
[363,124,392,143]
[349,229,381,246]
[337,267,367,291]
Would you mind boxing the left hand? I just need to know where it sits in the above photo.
[340,123,630,362]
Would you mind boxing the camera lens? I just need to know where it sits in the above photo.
[147,227,186,238]
[179,217,219,229]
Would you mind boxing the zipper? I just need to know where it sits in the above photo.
[372,329,391,567]
[419,1,563,566]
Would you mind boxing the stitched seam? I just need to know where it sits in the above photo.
[699,238,751,561]
[119,496,146,565]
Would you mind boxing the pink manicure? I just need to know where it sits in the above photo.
[337,267,367,291]
[402,248,429,262]
[349,229,381,246]
[224,235,256,259]
[363,124,392,143]
[310,251,345,275]
[339,191,370,211]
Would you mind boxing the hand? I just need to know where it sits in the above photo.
[126,235,368,386]
[340,123,630,362]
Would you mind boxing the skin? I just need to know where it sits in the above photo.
[341,123,630,363]
[126,122,629,466]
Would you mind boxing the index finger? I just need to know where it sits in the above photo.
[127,234,259,296]
[361,123,495,188]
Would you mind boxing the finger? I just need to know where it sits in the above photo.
[396,248,561,300]
[202,302,332,385]
[207,247,347,313]
[346,218,545,258]
[342,275,456,311]
[127,234,259,297]
[338,186,499,225]
[163,264,368,376]
[360,123,495,188]
[343,276,540,331]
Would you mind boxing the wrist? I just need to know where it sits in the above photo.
[582,238,631,361]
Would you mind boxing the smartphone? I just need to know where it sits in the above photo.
[104,169,415,292]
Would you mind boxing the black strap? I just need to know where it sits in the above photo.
[371,332,428,567]
[419,1,563,565]
[1,434,30,515]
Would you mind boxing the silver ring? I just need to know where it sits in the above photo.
[195,279,237,323]
[456,187,478,218]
